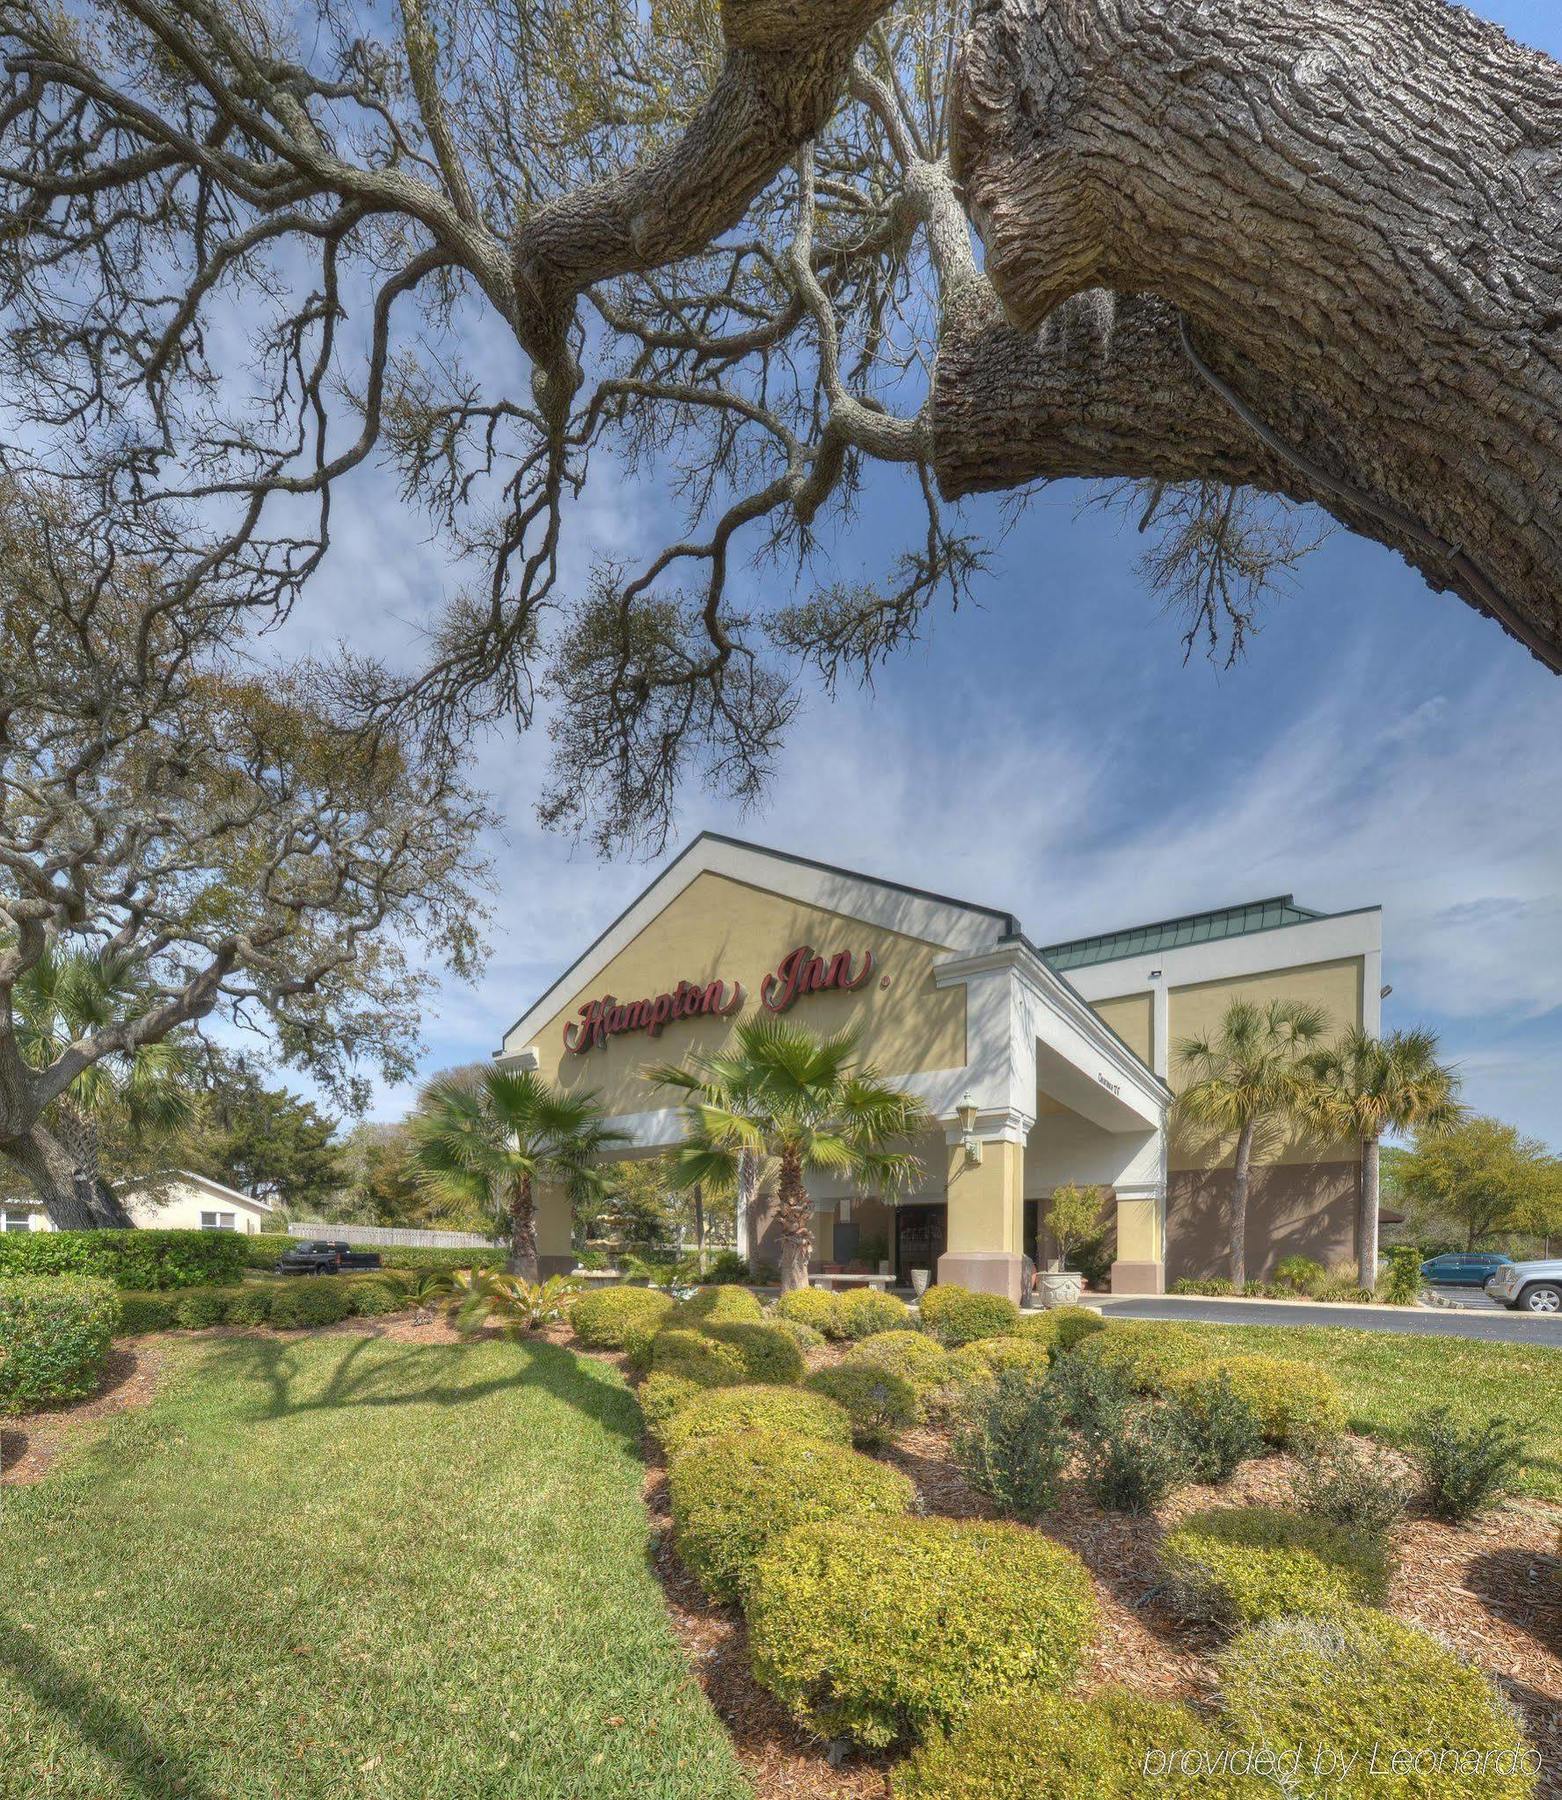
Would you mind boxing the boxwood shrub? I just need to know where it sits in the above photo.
[669,1428,913,1603]
[703,1320,805,1384]
[1074,1320,1213,1394]
[172,1286,231,1328]
[773,1287,840,1336]
[771,1316,825,1351]
[570,1285,675,1349]
[843,1329,950,1393]
[0,1275,119,1412]
[833,1286,912,1340]
[240,1237,506,1275]
[919,1284,1020,1347]
[649,1327,746,1388]
[638,1372,704,1436]
[1217,1609,1537,1798]
[267,1277,354,1329]
[0,1227,247,1290]
[115,1290,178,1334]
[748,1515,1098,1748]
[892,1687,1240,1800]
[963,1334,1054,1378]
[1162,1506,1393,1627]
[1045,1305,1106,1351]
[657,1383,854,1457]
[806,1363,919,1446]
[670,1285,764,1327]
[1165,1355,1345,1447]
[221,1285,279,1326]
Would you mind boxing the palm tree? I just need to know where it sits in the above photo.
[12,943,198,1227]
[409,1067,624,1281]
[1303,1026,1461,1283]
[650,1016,927,1292]
[1173,997,1329,1288]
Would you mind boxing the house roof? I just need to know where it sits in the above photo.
[117,1171,275,1211]
[1040,896,1333,972]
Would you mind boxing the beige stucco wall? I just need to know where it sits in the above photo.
[522,871,968,1117]
[1090,991,1154,1068]
[124,1178,274,1234]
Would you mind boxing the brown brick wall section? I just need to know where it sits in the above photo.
[1166,1162,1360,1283]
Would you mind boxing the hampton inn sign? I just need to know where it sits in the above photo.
[561,943,875,1053]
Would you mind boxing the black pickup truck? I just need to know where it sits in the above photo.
[273,1239,383,1275]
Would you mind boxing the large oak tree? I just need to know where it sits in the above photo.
[1,0,1557,858]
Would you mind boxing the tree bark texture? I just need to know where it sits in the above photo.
[0,1122,133,1230]
[775,1153,813,1293]
[1359,1133,1381,1285]
[944,0,1562,669]
[1230,1120,1254,1289]
[509,1176,540,1284]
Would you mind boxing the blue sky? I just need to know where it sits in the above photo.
[275,0,1562,1150]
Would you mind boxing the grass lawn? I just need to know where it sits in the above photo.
[1155,1319,1562,1502]
[0,1331,750,1800]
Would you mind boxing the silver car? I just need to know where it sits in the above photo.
[1485,1259,1562,1314]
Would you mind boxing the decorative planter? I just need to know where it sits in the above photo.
[909,1267,931,1298]
[1038,1270,1084,1309]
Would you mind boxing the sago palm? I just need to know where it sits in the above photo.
[409,1067,624,1281]
[650,1016,927,1292]
[1303,1026,1461,1282]
[1173,997,1329,1288]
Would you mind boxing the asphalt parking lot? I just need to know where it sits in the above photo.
[1094,1293,1562,1345]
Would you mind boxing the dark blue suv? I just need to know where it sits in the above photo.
[1419,1251,1513,1288]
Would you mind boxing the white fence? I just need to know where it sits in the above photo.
[286,1222,504,1250]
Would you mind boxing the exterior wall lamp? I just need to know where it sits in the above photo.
[956,1091,983,1166]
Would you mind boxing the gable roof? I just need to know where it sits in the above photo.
[1040,895,1334,972]
[118,1170,275,1211]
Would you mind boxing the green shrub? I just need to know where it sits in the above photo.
[344,1277,405,1318]
[670,1285,764,1327]
[1291,1437,1412,1536]
[638,1372,703,1436]
[1217,1608,1538,1798]
[669,1429,913,1603]
[1074,1320,1208,1393]
[747,1515,1098,1748]
[954,1370,1070,1521]
[774,1286,840,1335]
[0,1227,247,1290]
[1380,1244,1422,1306]
[892,1687,1244,1800]
[620,1314,664,1373]
[771,1316,825,1352]
[649,1327,746,1388]
[221,1285,278,1327]
[658,1383,854,1457]
[806,1363,919,1447]
[965,1334,1054,1378]
[115,1291,177,1334]
[919,1284,1020,1346]
[1083,1404,1189,1512]
[1165,1355,1345,1447]
[1273,1254,1326,1295]
[1169,1369,1264,1482]
[240,1239,506,1276]
[1050,1347,1134,1440]
[703,1320,805,1384]
[1242,1279,1277,1298]
[1162,1506,1392,1626]
[843,1329,950,1393]
[241,1234,299,1271]
[172,1286,231,1328]
[1172,1275,1237,1297]
[570,1285,675,1349]
[1006,1311,1061,1346]
[833,1286,912,1340]
[1044,1304,1105,1351]
[267,1277,353,1329]
[1407,1408,1530,1524]
[0,1276,118,1412]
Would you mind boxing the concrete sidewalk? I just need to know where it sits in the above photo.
[1091,1293,1562,1345]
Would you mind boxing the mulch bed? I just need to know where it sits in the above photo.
[1,1341,167,1486]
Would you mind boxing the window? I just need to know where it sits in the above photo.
[1,1208,32,1233]
[199,1210,237,1231]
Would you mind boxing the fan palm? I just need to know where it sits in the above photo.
[1303,1026,1461,1282]
[1173,997,1330,1288]
[409,1068,624,1281]
[11,942,198,1226]
[650,1016,928,1292]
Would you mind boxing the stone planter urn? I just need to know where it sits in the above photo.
[1038,1269,1084,1308]
[909,1267,931,1299]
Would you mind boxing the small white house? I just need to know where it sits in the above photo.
[1,1171,277,1236]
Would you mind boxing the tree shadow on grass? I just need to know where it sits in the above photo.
[0,1615,216,1800]
[188,1330,644,1451]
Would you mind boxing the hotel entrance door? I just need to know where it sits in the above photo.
[895,1204,947,1285]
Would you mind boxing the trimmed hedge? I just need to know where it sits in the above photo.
[670,1286,765,1327]
[1165,1355,1345,1448]
[963,1334,1054,1379]
[1162,1506,1392,1627]
[773,1287,840,1336]
[893,1687,1244,1800]
[570,1285,675,1349]
[843,1329,950,1393]
[172,1286,230,1328]
[656,1384,853,1458]
[806,1363,920,1447]
[1046,1305,1107,1351]
[267,1277,354,1329]
[919,1284,1020,1347]
[113,1276,404,1333]
[1218,1609,1538,1798]
[833,1287,912,1340]
[771,1316,825,1352]
[115,1290,178,1334]
[649,1327,746,1388]
[0,1275,118,1412]
[638,1372,704,1435]
[703,1320,805,1385]
[748,1515,1098,1748]
[669,1428,913,1603]
[1074,1320,1209,1394]
[0,1227,247,1290]
[241,1236,506,1274]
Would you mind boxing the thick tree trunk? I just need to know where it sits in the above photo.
[945,0,1562,670]
[508,1174,540,1284]
[1358,1134,1381,1287]
[1230,1121,1254,1290]
[775,1153,813,1293]
[0,1120,135,1229]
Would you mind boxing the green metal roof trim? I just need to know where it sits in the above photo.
[1040,896,1327,972]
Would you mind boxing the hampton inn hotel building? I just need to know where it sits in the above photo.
[500,835,1382,1300]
